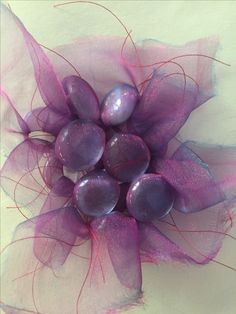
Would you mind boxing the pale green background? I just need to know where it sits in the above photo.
[1,1,236,314]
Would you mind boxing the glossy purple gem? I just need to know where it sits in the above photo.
[55,120,105,171]
[101,84,139,126]
[74,170,120,217]
[62,75,100,121]
[103,133,150,182]
[127,174,176,222]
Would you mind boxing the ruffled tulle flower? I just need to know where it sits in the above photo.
[1,3,236,314]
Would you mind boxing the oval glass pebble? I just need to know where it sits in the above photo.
[127,174,176,222]
[74,170,120,217]
[62,75,100,121]
[103,133,150,182]
[101,84,139,126]
[55,120,105,171]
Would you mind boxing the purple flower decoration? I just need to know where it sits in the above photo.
[1,4,236,314]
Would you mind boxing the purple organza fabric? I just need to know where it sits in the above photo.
[1,4,236,314]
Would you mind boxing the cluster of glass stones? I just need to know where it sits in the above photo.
[52,75,176,222]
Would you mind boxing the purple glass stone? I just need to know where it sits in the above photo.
[55,120,105,171]
[101,84,139,126]
[74,170,120,217]
[103,133,150,182]
[127,174,176,222]
[62,75,100,121]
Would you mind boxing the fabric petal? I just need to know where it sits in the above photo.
[1,4,69,115]
[152,142,235,263]
[127,37,218,155]
[138,222,194,263]
[0,139,51,216]
[1,212,142,314]
[1,210,88,314]
[182,142,236,201]
[0,89,29,154]
[40,176,74,215]
[42,153,63,189]
[25,106,71,136]
[154,141,236,212]
[137,36,218,102]
[91,212,142,291]
[1,4,70,156]
[34,206,88,268]
[154,144,225,213]
[154,204,231,264]
[0,88,29,134]
[1,3,38,119]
